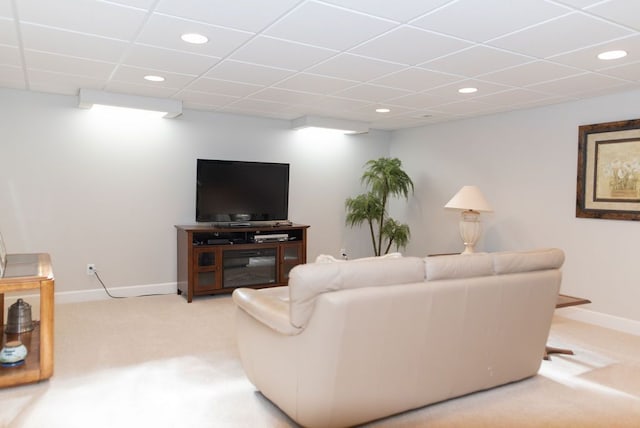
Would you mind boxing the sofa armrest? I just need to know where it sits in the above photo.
[232,287,302,336]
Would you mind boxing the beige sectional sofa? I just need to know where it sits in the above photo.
[232,248,564,427]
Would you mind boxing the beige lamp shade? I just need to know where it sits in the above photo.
[444,185,493,212]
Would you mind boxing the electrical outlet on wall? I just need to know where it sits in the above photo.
[86,264,96,275]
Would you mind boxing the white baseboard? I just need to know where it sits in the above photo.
[557,306,640,337]
[53,282,178,304]
[13,284,640,337]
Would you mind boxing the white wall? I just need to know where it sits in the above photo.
[5,86,640,330]
[0,88,390,297]
[391,89,640,326]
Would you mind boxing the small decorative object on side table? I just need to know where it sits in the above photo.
[0,340,28,367]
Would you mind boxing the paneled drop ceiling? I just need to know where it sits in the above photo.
[1,0,639,130]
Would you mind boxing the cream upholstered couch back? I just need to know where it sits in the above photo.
[232,248,564,428]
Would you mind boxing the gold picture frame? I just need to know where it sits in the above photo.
[576,118,640,220]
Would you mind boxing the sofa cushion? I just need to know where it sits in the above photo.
[289,256,424,329]
[232,286,302,336]
[425,253,493,281]
[493,248,564,274]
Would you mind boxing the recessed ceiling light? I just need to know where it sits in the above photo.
[376,108,391,113]
[458,87,478,94]
[597,50,627,60]
[144,75,165,82]
[181,33,209,44]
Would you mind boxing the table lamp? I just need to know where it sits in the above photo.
[444,186,493,254]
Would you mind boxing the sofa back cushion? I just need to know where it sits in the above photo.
[425,253,493,281]
[492,248,565,274]
[425,248,564,281]
[288,256,424,328]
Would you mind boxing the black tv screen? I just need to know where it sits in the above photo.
[196,159,290,223]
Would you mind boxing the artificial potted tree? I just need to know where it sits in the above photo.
[345,157,414,256]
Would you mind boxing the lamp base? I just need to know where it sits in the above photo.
[459,210,481,255]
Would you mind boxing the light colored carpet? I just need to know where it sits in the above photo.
[1,294,640,427]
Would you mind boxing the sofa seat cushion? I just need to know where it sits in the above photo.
[289,256,424,329]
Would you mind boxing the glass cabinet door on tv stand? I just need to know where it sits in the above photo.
[280,242,303,283]
[175,223,309,302]
[193,247,220,292]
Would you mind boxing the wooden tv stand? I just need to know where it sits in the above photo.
[175,223,309,302]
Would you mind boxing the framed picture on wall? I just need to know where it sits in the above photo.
[576,118,640,220]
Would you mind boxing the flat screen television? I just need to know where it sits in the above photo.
[196,159,290,223]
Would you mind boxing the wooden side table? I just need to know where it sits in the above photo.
[0,253,54,387]
[544,294,591,360]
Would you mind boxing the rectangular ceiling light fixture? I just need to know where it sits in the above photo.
[291,115,369,134]
[78,89,182,118]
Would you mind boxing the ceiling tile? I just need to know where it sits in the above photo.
[587,0,640,31]
[478,60,582,87]
[104,81,178,98]
[0,17,17,45]
[557,0,602,7]
[24,51,116,80]
[225,98,290,113]
[17,0,147,40]
[155,0,300,32]
[0,64,24,88]
[179,90,239,107]
[137,13,253,57]
[351,26,472,65]
[308,96,373,112]
[0,44,20,67]
[230,36,337,70]
[306,53,404,82]
[107,0,156,9]
[0,1,12,18]
[350,104,416,121]
[187,77,262,97]
[205,60,294,86]
[548,34,640,71]
[372,67,461,92]
[527,72,630,96]
[222,106,296,120]
[111,65,195,88]
[334,83,411,102]
[599,61,640,81]
[433,99,497,115]
[123,44,219,75]
[422,79,513,100]
[264,2,396,51]
[421,46,533,77]
[21,24,129,62]
[182,101,216,111]
[370,116,438,131]
[274,73,357,94]
[474,88,557,106]
[412,0,570,42]
[248,87,326,105]
[320,0,452,23]
[385,92,448,109]
[489,12,633,58]
[27,69,105,95]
